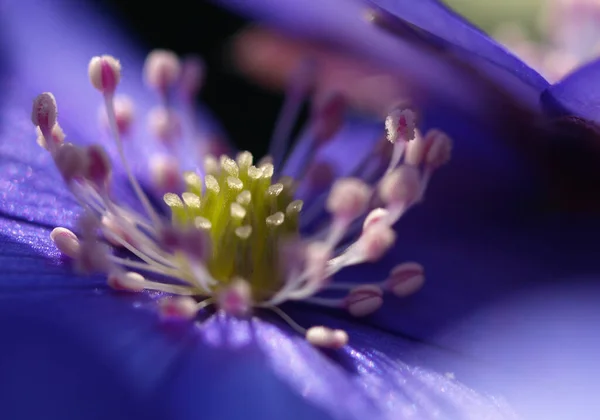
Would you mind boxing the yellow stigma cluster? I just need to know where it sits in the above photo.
[163,152,302,301]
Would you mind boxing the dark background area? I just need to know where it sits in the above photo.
[89,0,281,157]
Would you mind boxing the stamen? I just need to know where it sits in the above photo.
[144,49,181,93]
[344,284,384,317]
[217,278,252,316]
[159,296,199,320]
[88,56,121,95]
[385,262,425,297]
[99,94,134,136]
[378,166,420,207]
[107,271,145,292]
[89,55,162,227]
[50,227,80,258]
[36,50,452,349]
[305,326,349,349]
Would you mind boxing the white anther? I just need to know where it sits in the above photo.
[226,176,243,191]
[306,326,348,349]
[159,296,199,320]
[378,166,420,206]
[286,200,304,215]
[266,212,285,227]
[31,92,57,130]
[218,278,252,317]
[107,271,145,292]
[150,154,181,191]
[220,156,239,177]
[266,183,284,198]
[36,124,65,151]
[88,55,121,94]
[385,108,416,143]
[205,175,220,193]
[235,225,253,239]
[424,129,452,169]
[236,151,253,170]
[345,284,384,317]
[385,262,425,297]
[144,49,181,91]
[148,107,182,143]
[50,227,80,258]
[362,208,390,231]
[326,178,371,221]
[356,223,396,262]
[204,155,219,175]
[230,202,247,220]
[236,190,252,206]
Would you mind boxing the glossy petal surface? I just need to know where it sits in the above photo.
[215,0,547,108]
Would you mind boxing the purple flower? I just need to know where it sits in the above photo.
[2,1,600,420]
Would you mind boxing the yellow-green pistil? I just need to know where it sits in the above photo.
[163,152,303,301]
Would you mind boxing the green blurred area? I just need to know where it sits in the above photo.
[445,0,543,36]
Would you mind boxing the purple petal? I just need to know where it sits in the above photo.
[215,0,547,108]
[370,0,546,103]
[541,57,600,122]
[0,253,517,420]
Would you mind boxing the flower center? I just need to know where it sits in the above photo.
[163,152,301,301]
[32,49,452,349]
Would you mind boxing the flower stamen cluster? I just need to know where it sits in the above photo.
[32,49,452,348]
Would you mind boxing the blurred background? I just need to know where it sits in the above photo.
[89,0,547,154]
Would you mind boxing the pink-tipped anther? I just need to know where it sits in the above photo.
[385,262,425,297]
[31,92,57,130]
[326,178,371,221]
[385,108,416,143]
[150,155,181,191]
[88,55,121,94]
[50,227,80,259]
[159,296,199,320]
[218,278,252,317]
[312,92,346,143]
[362,208,390,231]
[378,166,420,206]
[107,271,145,292]
[36,124,65,151]
[306,326,348,349]
[424,129,452,169]
[144,49,181,91]
[148,107,182,143]
[54,143,88,182]
[345,284,384,317]
[180,55,206,96]
[86,145,112,188]
[356,223,396,262]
